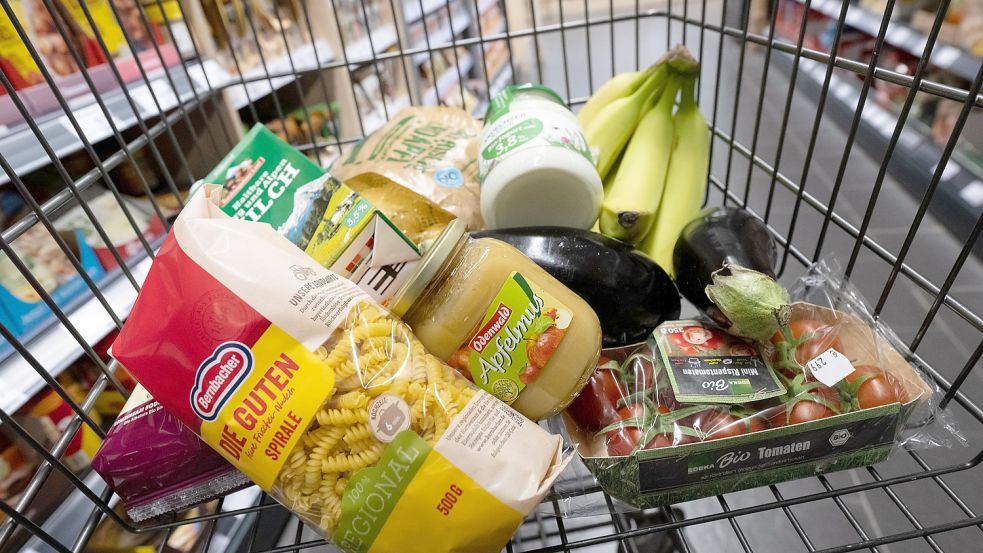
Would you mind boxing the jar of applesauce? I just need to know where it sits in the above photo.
[391,220,602,420]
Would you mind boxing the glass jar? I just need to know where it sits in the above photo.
[479,84,602,229]
[391,220,602,420]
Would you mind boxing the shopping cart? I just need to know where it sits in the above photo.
[0,0,981,551]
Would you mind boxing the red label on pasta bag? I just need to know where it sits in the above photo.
[113,235,271,432]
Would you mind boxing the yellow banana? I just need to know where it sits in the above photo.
[598,75,681,244]
[583,64,668,180]
[640,74,709,276]
[577,69,650,130]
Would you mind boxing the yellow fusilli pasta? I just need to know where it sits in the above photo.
[271,301,480,537]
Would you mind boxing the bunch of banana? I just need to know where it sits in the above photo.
[582,45,709,277]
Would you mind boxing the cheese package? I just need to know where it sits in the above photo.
[111,192,568,552]
[203,125,420,306]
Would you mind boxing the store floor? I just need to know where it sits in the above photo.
[268,4,983,552]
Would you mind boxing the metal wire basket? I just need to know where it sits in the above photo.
[0,0,981,551]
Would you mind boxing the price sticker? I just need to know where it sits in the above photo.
[806,348,856,387]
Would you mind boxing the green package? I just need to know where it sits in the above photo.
[204,124,376,268]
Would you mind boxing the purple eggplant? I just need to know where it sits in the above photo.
[673,207,778,326]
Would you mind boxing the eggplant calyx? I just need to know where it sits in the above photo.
[705,264,791,341]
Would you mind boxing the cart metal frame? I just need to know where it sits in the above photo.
[0,0,982,551]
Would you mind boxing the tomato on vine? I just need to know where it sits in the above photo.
[770,319,844,377]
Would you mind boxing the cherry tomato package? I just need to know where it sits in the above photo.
[111,192,568,552]
[561,258,959,509]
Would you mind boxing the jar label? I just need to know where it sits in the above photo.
[654,320,787,404]
[448,272,572,404]
[478,108,593,184]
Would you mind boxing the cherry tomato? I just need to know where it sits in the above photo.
[624,356,654,393]
[649,386,679,412]
[766,388,840,427]
[604,403,647,456]
[605,426,642,456]
[705,412,769,439]
[762,404,789,428]
[788,400,836,425]
[616,403,647,421]
[644,429,700,449]
[566,365,626,432]
[790,388,840,425]
[644,434,676,449]
[683,409,752,441]
[771,319,844,366]
[845,365,901,409]
[704,413,745,440]
[746,416,769,434]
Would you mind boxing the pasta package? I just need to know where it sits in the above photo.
[111,192,568,552]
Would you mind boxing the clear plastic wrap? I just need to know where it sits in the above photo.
[558,256,962,511]
[111,192,568,552]
[331,106,484,235]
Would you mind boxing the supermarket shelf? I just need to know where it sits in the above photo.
[344,25,399,63]
[0,255,151,414]
[24,471,109,553]
[795,0,981,81]
[362,94,412,135]
[0,59,223,186]
[473,62,513,115]
[423,54,474,104]
[225,40,335,110]
[404,0,445,24]
[478,0,499,16]
[412,10,473,63]
[776,53,983,250]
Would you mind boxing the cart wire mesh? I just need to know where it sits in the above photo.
[0,0,982,552]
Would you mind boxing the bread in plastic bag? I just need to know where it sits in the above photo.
[331,106,483,234]
[111,192,568,551]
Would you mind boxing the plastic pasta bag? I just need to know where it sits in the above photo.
[111,192,568,551]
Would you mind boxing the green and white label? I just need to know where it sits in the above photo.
[335,431,430,553]
[655,321,786,404]
[454,272,572,404]
[478,105,593,184]
[205,125,328,229]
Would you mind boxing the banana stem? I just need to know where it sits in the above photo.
[637,64,670,112]
[678,74,698,110]
[654,73,680,113]
[636,65,667,104]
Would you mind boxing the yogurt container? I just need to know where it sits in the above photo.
[478,84,603,229]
